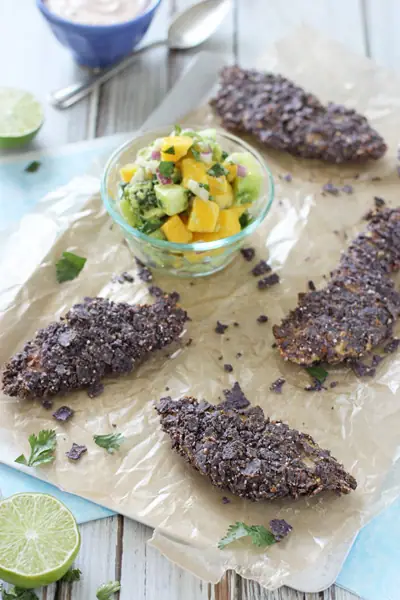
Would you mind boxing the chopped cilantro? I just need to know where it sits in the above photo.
[174,124,182,135]
[218,522,276,550]
[164,146,175,155]
[96,581,121,600]
[239,211,253,229]
[15,430,57,468]
[61,568,82,583]
[191,147,201,161]
[221,150,229,161]
[158,161,175,178]
[306,365,328,384]
[0,585,39,599]
[24,160,41,173]
[94,433,125,454]
[198,183,210,191]
[56,251,86,283]
[207,163,229,178]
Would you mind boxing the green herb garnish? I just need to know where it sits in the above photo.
[191,147,201,161]
[207,163,229,178]
[239,211,253,229]
[174,124,182,135]
[306,365,328,384]
[198,183,210,191]
[164,146,175,155]
[15,430,57,468]
[96,581,121,600]
[221,150,229,161]
[61,568,82,583]
[56,251,86,283]
[218,522,276,550]
[94,433,125,455]
[158,161,175,178]
[0,585,39,600]
[24,160,41,174]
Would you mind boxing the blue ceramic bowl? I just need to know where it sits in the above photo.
[37,0,162,68]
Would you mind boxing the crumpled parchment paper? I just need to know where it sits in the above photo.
[1,27,400,590]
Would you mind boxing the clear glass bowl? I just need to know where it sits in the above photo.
[101,127,275,277]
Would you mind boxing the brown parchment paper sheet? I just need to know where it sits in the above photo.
[2,27,400,590]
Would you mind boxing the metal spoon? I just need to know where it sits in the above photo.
[50,0,231,110]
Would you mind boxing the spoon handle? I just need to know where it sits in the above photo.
[49,40,166,110]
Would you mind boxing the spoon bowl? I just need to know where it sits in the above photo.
[49,0,232,109]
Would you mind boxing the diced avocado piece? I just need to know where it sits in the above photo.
[120,197,140,228]
[155,184,188,216]
[210,141,223,162]
[143,206,165,220]
[228,152,263,205]
[198,128,217,140]
[148,228,167,240]
[141,217,166,235]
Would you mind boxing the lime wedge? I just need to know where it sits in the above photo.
[0,88,43,149]
[0,493,80,589]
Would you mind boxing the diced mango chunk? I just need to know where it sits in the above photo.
[188,197,220,233]
[224,163,237,183]
[120,163,137,183]
[207,174,228,195]
[161,136,193,163]
[217,209,241,238]
[192,231,220,242]
[229,203,252,218]
[180,158,208,188]
[162,215,193,243]
[214,181,234,209]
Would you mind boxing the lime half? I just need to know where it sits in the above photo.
[0,88,43,149]
[0,493,80,589]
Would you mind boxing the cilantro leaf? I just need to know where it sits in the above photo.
[198,183,210,191]
[158,161,175,178]
[207,163,229,178]
[56,251,86,283]
[94,433,125,454]
[164,146,175,155]
[0,585,39,599]
[24,160,41,174]
[306,365,328,384]
[15,430,57,468]
[61,568,82,583]
[239,211,253,229]
[191,147,201,161]
[221,150,229,161]
[174,124,182,135]
[96,581,121,600]
[218,521,276,550]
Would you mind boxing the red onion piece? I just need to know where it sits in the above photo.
[200,151,212,163]
[156,169,172,185]
[237,164,247,177]
[151,150,161,160]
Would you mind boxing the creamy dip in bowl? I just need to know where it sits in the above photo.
[45,0,150,26]
[37,0,161,68]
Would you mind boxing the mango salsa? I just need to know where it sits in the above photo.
[162,215,193,243]
[214,181,234,209]
[181,158,208,188]
[161,136,193,163]
[207,174,228,195]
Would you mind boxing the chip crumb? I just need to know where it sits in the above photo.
[224,363,233,373]
[66,443,87,461]
[52,405,74,422]
[383,338,400,354]
[258,273,280,290]
[270,378,285,393]
[148,285,164,298]
[186,338,193,347]
[135,257,153,282]
[341,184,353,194]
[322,183,339,195]
[236,352,242,359]
[240,247,255,262]
[269,519,293,541]
[374,196,385,209]
[329,381,338,388]
[257,314,269,323]
[222,496,231,504]
[215,321,229,334]
[252,260,272,277]
[282,173,292,182]
[308,280,316,291]
[233,321,239,327]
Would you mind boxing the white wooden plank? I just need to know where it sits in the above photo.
[236,0,366,66]
[119,519,213,600]
[0,0,92,149]
[364,0,400,71]
[56,517,120,599]
[96,0,171,136]
[234,575,361,600]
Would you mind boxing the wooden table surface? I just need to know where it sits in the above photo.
[2,0,399,598]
